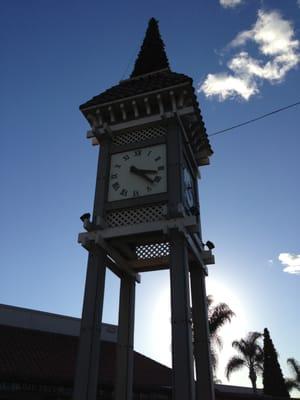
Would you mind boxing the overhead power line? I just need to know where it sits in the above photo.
[208,100,300,138]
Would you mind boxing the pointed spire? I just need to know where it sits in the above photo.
[130,18,170,78]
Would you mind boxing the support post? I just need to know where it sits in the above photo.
[190,262,215,400]
[73,246,107,400]
[114,273,136,400]
[169,229,195,400]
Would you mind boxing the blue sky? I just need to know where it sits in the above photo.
[0,0,299,389]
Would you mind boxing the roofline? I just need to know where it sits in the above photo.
[120,68,170,83]
[79,81,192,112]
[0,303,117,341]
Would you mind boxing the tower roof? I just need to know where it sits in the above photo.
[79,17,188,110]
[130,18,170,78]
[79,20,213,164]
[80,70,191,109]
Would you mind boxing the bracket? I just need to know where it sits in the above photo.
[167,224,214,275]
[78,231,141,283]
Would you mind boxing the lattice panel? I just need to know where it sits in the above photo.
[136,242,170,260]
[112,125,166,146]
[105,205,167,228]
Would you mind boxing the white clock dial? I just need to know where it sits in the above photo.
[183,167,195,209]
[108,144,167,202]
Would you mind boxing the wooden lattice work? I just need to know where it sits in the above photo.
[136,242,170,260]
[106,205,167,228]
[112,125,166,146]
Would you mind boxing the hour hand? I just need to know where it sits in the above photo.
[130,166,155,183]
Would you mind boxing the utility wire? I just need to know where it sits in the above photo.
[208,100,300,137]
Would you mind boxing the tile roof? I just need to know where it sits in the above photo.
[79,70,191,110]
[0,324,171,388]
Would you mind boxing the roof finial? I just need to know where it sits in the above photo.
[130,18,170,78]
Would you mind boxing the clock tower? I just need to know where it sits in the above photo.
[73,18,215,400]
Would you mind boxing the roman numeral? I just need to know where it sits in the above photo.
[112,182,120,191]
[120,189,128,196]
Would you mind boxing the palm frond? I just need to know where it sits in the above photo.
[232,332,262,358]
[212,334,223,350]
[226,356,246,380]
[210,346,218,372]
[232,339,247,355]
[228,331,263,387]
[247,331,263,342]
[205,296,235,372]
[254,363,263,374]
[209,302,235,338]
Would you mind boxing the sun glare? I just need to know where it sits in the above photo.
[148,278,250,384]
[150,286,172,367]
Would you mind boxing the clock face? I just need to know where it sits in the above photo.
[108,144,167,202]
[183,167,195,210]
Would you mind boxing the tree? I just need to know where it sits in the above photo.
[286,358,300,393]
[225,331,263,392]
[263,328,289,397]
[207,295,235,371]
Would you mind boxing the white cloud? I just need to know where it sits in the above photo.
[231,10,299,56]
[200,73,257,100]
[278,253,300,275]
[220,0,243,8]
[228,51,299,82]
[298,0,300,8]
[199,10,300,101]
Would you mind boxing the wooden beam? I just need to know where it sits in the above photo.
[95,233,141,283]
[98,216,198,240]
[129,256,169,270]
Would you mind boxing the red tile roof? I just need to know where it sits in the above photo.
[0,324,171,388]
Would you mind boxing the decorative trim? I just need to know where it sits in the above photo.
[81,82,190,111]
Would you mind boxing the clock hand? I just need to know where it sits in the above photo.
[130,166,154,183]
[130,166,157,174]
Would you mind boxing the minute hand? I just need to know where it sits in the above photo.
[130,166,157,174]
[130,166,156,183]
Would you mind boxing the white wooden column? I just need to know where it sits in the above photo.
[73,246,107,400]
[169,229,195,400]
[114,273,136,400]
[190,262,215,400]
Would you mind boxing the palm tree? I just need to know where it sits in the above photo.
[207,295,235,371]
[226,331,263,393]
[286,358,300,393]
